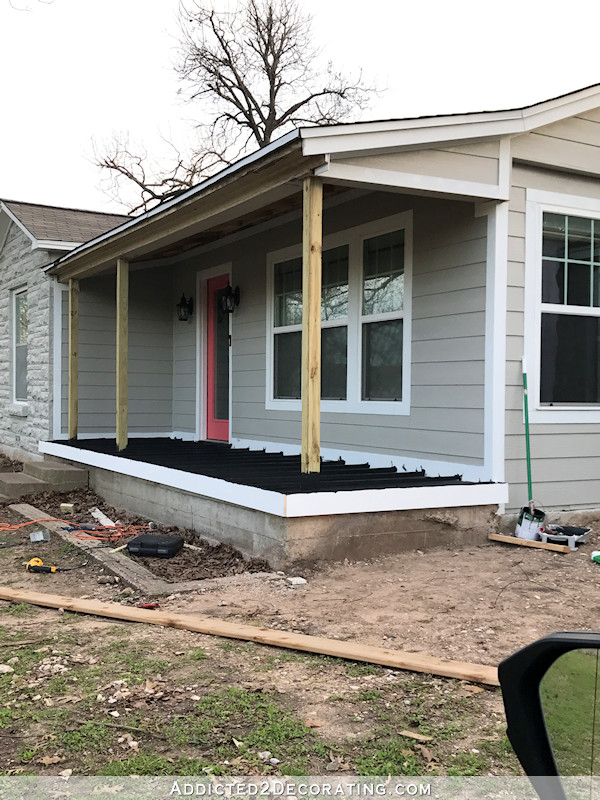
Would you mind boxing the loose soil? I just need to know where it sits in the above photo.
[1,474,599,776]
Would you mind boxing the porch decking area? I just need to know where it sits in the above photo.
[52,437,470,494]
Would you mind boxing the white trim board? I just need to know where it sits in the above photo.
[39,440,508,517]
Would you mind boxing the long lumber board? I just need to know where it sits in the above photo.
[0,587,499,686]
[488,533,570,553]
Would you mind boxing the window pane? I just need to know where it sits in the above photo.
[363,230,405,316]
[541,313,600,403]
[15,293,27,344]
[542,260,565,304]
[322,245,349,321]
[322,326,347,400]
[274,258,302,327]
[274,330,301,399]
[567,216,592,261]
[362,319,403,401]
[543,213,566,259]
[567,262,591,306]
[15,344,27,401]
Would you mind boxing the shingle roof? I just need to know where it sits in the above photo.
[1,199,129,244]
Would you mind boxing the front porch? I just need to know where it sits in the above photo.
[40,438,506,567]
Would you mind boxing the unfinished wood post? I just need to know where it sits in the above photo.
[301,176,323,475]
[116,258,129,451]
[67,279,79,440]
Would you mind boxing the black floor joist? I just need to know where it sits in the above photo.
[57,438,478,494]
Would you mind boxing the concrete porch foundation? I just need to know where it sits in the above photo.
[89,466,498,569]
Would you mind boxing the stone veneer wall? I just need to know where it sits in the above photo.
[0,223,61,460]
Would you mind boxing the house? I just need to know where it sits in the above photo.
[4,84,600,566]
[0,200,128,457]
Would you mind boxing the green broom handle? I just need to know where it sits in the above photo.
[522,357,534,512]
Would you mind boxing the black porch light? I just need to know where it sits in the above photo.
[221,283,240,313]
[176,294,193,322]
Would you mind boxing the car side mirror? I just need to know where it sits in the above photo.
[499,632,600,800]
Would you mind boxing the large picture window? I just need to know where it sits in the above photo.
[540,213,600,405]
[267,212,412,414]
[13,290,28,402]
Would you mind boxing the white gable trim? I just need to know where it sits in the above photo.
[0,202,37,247]
[0,203,81,253]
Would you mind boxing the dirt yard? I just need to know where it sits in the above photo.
[1,480,598,777]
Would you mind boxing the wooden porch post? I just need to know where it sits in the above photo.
[116,258,129,451]
[68,279,79,440]
[301,176,323,475]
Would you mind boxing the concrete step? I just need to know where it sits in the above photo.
[0,472,50,500]
[22,461,89,489]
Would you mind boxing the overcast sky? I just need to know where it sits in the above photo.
[2,0,600,213]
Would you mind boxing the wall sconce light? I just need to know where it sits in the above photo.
[176,294,193,322]
[221,283,240,314]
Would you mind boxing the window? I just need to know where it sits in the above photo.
[524,189,600,422]
[540,213,600,405]
[267,212,412,414]
[273,245,349,400]
[13,290,27,402]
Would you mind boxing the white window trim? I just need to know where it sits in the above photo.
[265,210,412,415]
[12,287,28,405]
[525,188,600,423]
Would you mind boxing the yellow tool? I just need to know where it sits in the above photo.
[26,558,58,574]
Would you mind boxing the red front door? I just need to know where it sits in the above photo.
[206,275,230,441]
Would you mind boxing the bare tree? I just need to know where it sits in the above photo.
[8,0,54,10]
[97,0,372,212]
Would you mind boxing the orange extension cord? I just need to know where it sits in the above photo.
[0,518,153,544]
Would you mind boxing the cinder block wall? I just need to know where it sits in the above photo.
[0,224,59,460]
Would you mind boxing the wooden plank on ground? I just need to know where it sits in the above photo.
[0,587,499,686]
[488,533,570,553]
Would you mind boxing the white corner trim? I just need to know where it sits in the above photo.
[482,202,508,483]
[318,162,509,201]
[525,189,600,423]
[39,439,507,518]
[33,239,80,252]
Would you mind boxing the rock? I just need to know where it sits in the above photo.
[258,751,271,760]
[269,758,280,765]
[0,665,14,674]
[6,657,19,666]
[98,576,119,585]
[326,760,340,772]
[287,576,307,586]
[121,587,134,596]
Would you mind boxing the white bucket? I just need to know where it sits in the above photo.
[515,507,545,541]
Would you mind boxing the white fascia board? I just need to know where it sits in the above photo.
[38,440,286,515]
[521,86,600,130]
[284,482,508,517]
[316,161,508,201]
[301,119,521,157]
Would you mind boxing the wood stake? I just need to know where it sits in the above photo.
[0,587,499,686]
[116,258,129,451]
[68,279,79,440]
[301,176,323,474]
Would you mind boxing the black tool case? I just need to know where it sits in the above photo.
[126,533,184,559]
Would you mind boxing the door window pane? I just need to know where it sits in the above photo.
[363,230,405,316]
[213,290,229,420]
[541,313,600,403]
[362,319,403,401]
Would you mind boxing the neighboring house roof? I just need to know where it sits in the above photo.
[0,199,129,251]
[48,81,600,279]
